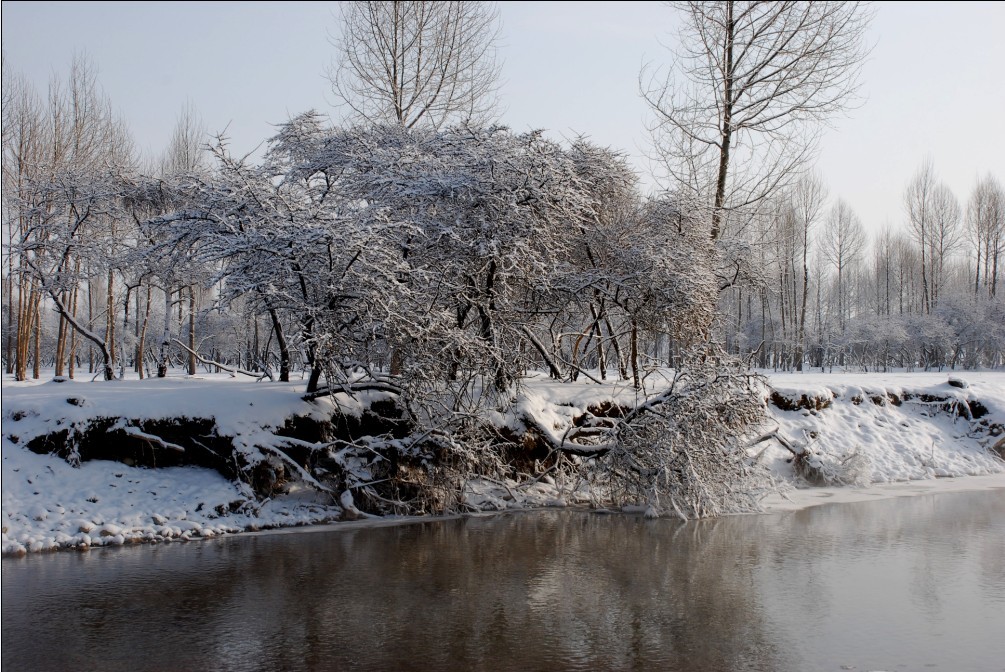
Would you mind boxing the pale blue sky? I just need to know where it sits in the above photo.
[2,1,1003,234]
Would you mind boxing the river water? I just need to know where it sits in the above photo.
[3,490,1004,672]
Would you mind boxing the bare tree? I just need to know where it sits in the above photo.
[160,101,207,175]
[927,182,961,309]
[821,199,865,332]
[2,68,47,380]
[328,1,502,129]
[643,1,871,240]
[792,172,826,369]
[904,160,961,313]
[967,174,1004,298]
[872,224,895,317]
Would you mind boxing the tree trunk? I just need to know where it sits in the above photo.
[68,275,81,379]
[33,301,41,380]
[106,269,116,367]
[138,285,152,380]
[134,287,142,373]
[187,286,197,375]
[55,308,68,378]
[991,243,1000,297]
[604,315,628,380]
[307,363,324,393]
[267,305,291,382]
[919,228,930,314]
[590,303,607,380]
[710,0,735,242]
[14,275,27,380]
[630,317,640,390]
[521,326,563,379]
[158,285,171,378]
[796,222,810,371]
[87,274,94,374]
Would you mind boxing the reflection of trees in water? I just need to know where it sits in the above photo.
[4,492,1002,672]
[255,512,792,672]
[4,513,788,671]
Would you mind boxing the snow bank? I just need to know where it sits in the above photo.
[2,370,1003,555]
[1,374,354,555]
[760,371,1005,483]
[1,437,338,554]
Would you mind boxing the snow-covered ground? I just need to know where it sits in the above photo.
[761,370,1005,481]
[2,374,351,555]
[2,369,1003,555]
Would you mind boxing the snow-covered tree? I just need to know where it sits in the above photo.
[598,348,769,519]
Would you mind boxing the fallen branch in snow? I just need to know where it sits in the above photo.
[569,366,605,385]
[751,428,803,456]
[256,441,335,496]
[122,426,186,453]
[357,485,416,510]
[520,326,564,379]
[514,450,565,489]
[475,475,520,503]
[303,381,402,401]
[754,425,872,487]
[518,412,613,458]
[172,339,273,381]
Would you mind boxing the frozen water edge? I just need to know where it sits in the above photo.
[758,471,1005,513]
[176,472,1005,547]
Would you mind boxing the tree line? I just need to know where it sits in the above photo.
[720,166,1004,372]
[4,46,1001,383]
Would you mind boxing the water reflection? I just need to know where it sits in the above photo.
[3,491,1003,672]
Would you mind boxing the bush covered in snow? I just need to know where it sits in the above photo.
[597,350,771,519]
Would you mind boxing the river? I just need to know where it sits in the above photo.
[3,490,1004,671]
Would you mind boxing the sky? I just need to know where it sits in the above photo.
[2,1,1003,236]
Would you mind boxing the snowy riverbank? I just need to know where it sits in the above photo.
[3,370,1003,555]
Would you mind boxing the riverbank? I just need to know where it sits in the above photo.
[3,370,1003,555]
